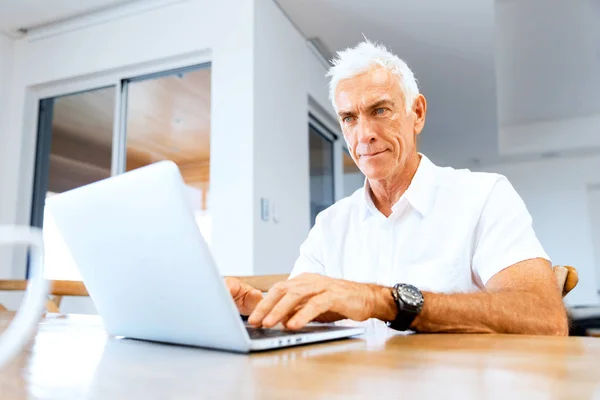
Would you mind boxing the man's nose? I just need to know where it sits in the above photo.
[356,118,376,144]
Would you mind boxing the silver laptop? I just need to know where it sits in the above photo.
[46,160,364,353]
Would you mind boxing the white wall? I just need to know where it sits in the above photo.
[587,187,600,294]
[0,33,15,281]
[306,45,335,119]
[253,0,316,275]
[479,155,600,306]
[0,33,13,155]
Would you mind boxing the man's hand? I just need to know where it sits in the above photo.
[247,273,397,330]
[224,277,263,316]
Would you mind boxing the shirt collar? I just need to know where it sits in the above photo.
[361,153,438,220]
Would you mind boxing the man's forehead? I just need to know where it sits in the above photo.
[334,66,401,110]
[336,91,392,110]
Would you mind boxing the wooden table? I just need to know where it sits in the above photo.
[2,313,600,399]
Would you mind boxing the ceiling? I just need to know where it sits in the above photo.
[277,0,600,166]
[0,0,135,37]
[494,0,600,161]
[496,0,600,126]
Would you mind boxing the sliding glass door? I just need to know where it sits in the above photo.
[31,63,212,279]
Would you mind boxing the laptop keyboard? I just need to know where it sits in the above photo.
[246,325,343,340]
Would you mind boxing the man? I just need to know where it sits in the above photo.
[227,40,568,335]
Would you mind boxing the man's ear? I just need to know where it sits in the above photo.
[413,94,427,136]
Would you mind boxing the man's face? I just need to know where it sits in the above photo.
[334,66,426,181]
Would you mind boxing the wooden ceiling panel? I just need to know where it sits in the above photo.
[51,67,212,170]
[52,87,116,148]
[48,154,110,193]
[51,128,112,170]
[126,68,211,165]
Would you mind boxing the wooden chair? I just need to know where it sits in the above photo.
[553,265,578,297]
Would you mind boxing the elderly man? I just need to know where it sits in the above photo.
[227,40,568,336]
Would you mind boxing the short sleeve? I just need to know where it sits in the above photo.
[472,176,550,285]
[289,213,326,279]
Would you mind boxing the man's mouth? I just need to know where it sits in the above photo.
[360,150,387,158]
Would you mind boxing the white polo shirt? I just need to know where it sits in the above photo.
[290,154,550,293]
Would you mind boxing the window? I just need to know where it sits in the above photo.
[31,64,212,279]
[308,122,335,227]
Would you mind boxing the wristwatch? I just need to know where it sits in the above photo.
[386,283,424,331]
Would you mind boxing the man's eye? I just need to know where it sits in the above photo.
[375,108,386,115]
[343,116,355,123]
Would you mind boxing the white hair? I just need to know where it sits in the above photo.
[327,39,419,114]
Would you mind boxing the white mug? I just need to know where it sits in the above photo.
[0,226,49,368]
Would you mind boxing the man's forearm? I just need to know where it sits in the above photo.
[411,291,568,336]
[368,285,568,336]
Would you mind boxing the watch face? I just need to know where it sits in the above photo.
[398,284,423,307]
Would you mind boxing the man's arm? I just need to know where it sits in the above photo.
[246,258,568,336]
[400,176,568,335]
[411,258,568,335]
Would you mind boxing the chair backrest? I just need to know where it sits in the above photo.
[553,265,578,297]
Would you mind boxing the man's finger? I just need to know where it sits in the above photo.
[224,277,242,299]
[261,291,307,328]
[280,303,306,327]
[243,289,263,314]
[248,284,288,327]
[285,293,332,330]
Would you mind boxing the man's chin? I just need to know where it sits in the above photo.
[361,164,392,182]
[363,172,390,182]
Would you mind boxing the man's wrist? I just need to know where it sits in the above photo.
[369,285,398,322]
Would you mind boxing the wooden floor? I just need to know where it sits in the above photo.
[1,313,600,399]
